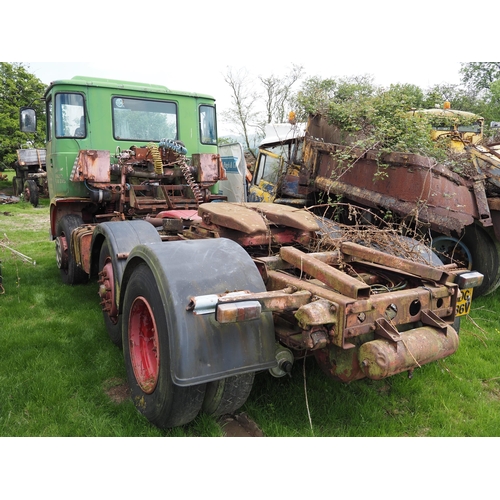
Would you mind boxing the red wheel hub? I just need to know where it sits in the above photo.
[98,260,118,322]
[128,296,160,394]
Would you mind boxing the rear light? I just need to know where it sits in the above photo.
[217,301,262,323]
[456,271,484,289]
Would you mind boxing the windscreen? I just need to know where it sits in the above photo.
[112,97,177,141]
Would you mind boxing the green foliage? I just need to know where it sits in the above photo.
[0,63,46,169]
[294,74,375,120]
[328,82,446,161]
[456,63,500,129]
[422,83,476,111]
[293,67,500,154]
[218,136,234,146]
[460,62,500,94]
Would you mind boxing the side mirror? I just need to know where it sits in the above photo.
[20,107,37,133]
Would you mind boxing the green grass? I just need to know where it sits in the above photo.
[2,168,500,437]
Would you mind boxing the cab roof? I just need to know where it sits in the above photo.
[44,75,215,100]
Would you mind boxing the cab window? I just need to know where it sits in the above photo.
[255,152,282,185]
[46,97,53,141]
[55,93,85,138]
[199,105,217,145]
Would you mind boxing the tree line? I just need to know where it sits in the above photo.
[1,62,500,169]
[220,62,500,158]
[0,63,46,170]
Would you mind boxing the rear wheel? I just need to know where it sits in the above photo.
[432,225,500,297]
[122,263,206,428]
[55,214,88,285]
[461,224,500,296]
[24,180,39,207]
[98,241,122,347]
[202,373,255,417]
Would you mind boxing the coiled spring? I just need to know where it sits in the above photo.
[179,159,204,205]
[148,143,163,175]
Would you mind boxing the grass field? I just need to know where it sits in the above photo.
[1,169,500,438]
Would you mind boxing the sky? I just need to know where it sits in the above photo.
[23,59,464,105]
[4,0,496,136]
[21,59,465,135]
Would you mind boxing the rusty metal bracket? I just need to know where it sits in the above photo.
[340,241,449,284]
[374,317,402,343]
[420,309,449,335]
[472,178,493,227]
[280,245,371,299]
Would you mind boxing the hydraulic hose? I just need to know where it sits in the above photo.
[159,138,188,156]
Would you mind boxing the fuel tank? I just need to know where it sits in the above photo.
[358,325,459,380]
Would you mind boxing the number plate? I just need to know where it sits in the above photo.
[456,288,473,316]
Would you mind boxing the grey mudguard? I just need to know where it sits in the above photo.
[122,238,276,386]
[91,220,161,284]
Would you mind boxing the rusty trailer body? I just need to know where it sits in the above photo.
[249,114,500,297]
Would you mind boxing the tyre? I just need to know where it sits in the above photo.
[98,241,122,347]
[460,224,500,297]
[433,225,500,297]
[55,214,89,285]
[431,235,472,268]
[122,263,206,428]
[24,179,39,207]
[202,373,255,417]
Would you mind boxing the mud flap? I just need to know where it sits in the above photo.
[122,238,276,386]
[91,220,161,285]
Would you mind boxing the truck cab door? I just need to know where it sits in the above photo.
[248,149,283,202]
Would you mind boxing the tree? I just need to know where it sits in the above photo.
[460,62,500,94]
[422,83,477,111]
[259,64,304,123]
[221,67,263,158]
[294,76,445,159]
[293,74,376,121]
[294,76,339,119]
[0,63,46,169]
[221,65,305,157]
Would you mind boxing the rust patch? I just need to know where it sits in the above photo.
[72,150,111,183]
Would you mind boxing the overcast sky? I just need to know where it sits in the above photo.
[18,59,465,138]
[4,1,497,134]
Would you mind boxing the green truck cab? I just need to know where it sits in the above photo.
[21,76,220,238]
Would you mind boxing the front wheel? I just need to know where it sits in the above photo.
[55,214,88,285]
[122,263,206,428]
